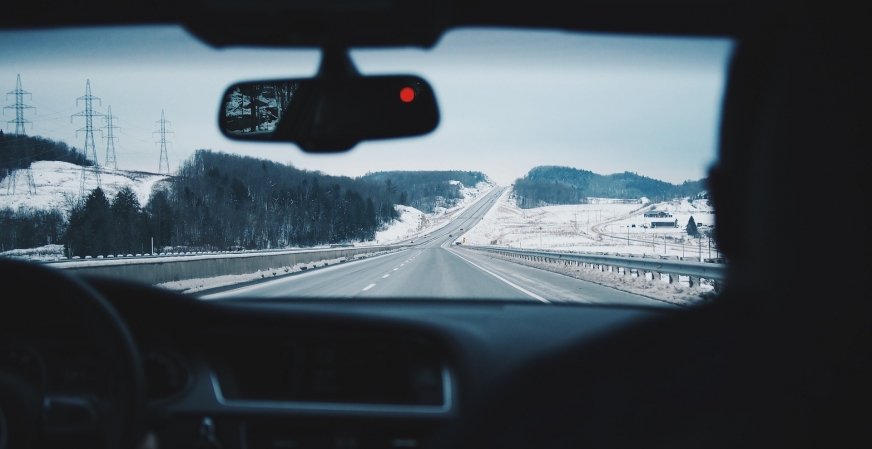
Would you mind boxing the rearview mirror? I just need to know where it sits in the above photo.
[219,75,439,152]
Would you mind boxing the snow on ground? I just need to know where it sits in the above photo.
[462,186,719,261]
[0,161,169,213]
[0,244,66,262]
[2,179,718,303]
[366,180,496,245]
[372,205,427,243]
[0,242,403,294]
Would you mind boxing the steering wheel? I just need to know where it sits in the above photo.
[0,258,145,449]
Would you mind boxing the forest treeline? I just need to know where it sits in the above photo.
[0,133,91,178]
[1,148,492,257]
[361,170,489,213]
[61,150,402,256]
[513,166,706,209]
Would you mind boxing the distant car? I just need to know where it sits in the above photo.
[449,234,452,237]
[455,241,462,245]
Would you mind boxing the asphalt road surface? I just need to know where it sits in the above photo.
[201,187,671,306]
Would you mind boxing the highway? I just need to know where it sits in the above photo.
[201,187,672,306]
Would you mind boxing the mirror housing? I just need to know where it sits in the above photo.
[219,48,439,152]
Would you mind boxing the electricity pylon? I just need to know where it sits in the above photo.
[103,105,119,171]
[4,74,36,195]
[71,79,104,199]
[154,109,172,175]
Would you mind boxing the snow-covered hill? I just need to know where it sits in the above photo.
[370,179,496,244]
[0,161,169,213]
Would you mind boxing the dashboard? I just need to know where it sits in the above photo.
[83,275,667,449]
[3,262,867,449]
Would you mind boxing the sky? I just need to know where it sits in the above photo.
[0,25,733,186]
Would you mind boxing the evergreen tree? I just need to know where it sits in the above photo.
[144,189,174,251]
[65,187,112,257]
[111,186,146,254]
[686,216,699,237]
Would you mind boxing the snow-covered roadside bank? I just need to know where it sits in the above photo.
[158,248,404,294]
[365,180,496,245]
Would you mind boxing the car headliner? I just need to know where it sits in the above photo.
[0,0,833,49]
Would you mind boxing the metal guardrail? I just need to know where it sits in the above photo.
[460,245,726,282]
[50,244,410,285]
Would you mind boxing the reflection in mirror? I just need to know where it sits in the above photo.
[219,75,439,152]
[223,81,298,135]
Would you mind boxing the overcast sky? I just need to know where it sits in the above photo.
[1,25,733,186]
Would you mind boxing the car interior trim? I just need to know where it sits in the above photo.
[208,366,455,415]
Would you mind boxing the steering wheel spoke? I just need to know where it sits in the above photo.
[0,258,146,449]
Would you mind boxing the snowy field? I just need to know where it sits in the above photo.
[0,161,169,213]
[462,186,719,261]
[458,186,720,305]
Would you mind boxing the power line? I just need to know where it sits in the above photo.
[71,79,104,199]
[103,105,119,170]
[154,109,173,175]
[3,74,36,195]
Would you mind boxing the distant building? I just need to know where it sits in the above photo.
[644,210,672,218]
[651,219,678,228]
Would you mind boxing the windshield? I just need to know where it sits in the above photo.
[0,25,733,306]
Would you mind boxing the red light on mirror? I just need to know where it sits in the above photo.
[399,86,415,103]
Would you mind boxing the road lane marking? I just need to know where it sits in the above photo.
[382,274,390,278]
[362,283,376,291]
[199,249,408,299]
[447,250,549,303]
[393,268,399,271]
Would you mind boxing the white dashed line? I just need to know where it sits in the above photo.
[382,274,390,279]
[362,283,376,291]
